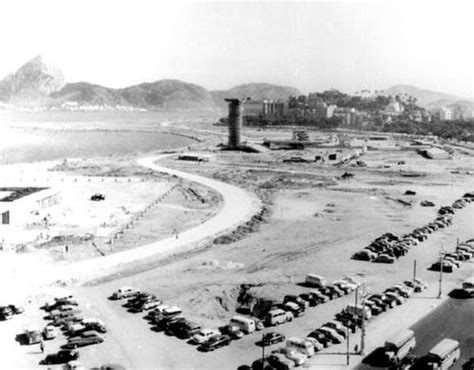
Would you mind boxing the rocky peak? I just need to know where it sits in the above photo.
[0,55,65,105]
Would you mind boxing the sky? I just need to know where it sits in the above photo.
[0,0,473,98]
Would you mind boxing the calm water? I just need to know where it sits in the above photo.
[0,110,219,164]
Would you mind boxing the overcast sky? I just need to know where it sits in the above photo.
[0,0,472,98]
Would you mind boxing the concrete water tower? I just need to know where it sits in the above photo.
[225,98,246,150]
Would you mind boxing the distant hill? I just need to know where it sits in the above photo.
[0,55,65,106]
[211,83,301,108]
[380,85,473,109]
[51,80,216,110]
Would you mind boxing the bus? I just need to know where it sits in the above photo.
[384,329,416,364]
[229,315,256,334]
[425,338,460,369]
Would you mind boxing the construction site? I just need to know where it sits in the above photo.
[0,102,473,370]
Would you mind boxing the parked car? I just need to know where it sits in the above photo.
[0,306,13,320]
[430,262,454,273]
[82,318,107,333]
[318,327,344,344]
[272,347,307,366]
[299,293,320,307]
[282,302,304,317]
[220,325,244,340]
[131,298,161,312]
[373,254,395,264]
[42,325,57,340]
[261,332,286,346]
[63,333,104,349]
[352,250,376,261]
[40,350,79,365]
[190,329,220,344]
[283,295,308,309]
[268,353,295,370]
[251,357,275,370]
[310,290,330,303]
[307,330,331,347]
[24,328,42,344]
[322,321,347,337]
[198,335,232,351]
[304,337,324,352]
[111,287,140,300]
[384,291,405,305]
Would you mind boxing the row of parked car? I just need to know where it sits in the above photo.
[111,287,237,352]
[429,239,474,273]
[38,294,106,366]
[351,192,473,265]
[244,279,428,370]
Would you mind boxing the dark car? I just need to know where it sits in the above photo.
[40,350,79,365]
[198,335,231,351]
[62,332,104,349]
[283,295,307,310]
[131,298,161,312]
[430,262,454,273]
[126,293,156,307]
[251,357,275,370]
[8,305,24,315]
[156,316,186,332]
[90,193,105,201]
[307,330,331,347]
[84,322,107,333]
[168,320,201,339]
[0,306,14,320]
[299,293,320,307]
[261,332,285,346]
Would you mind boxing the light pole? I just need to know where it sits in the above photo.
[438,248,445,299]
[261,333,265,366]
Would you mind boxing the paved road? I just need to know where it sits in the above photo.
[410,297,474,369]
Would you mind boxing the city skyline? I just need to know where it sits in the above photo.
[0,0,473,99]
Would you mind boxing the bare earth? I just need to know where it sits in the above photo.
[1,123,473,369]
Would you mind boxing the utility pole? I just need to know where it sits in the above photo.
[261,333,265,365]
[413,259,417,281]
[346,324,350,365]
[360,292,366,355]
[438,248,444,299]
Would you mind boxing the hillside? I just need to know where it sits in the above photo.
[211,83,301,108]
[0,55,65,106]
[380,85,473,108]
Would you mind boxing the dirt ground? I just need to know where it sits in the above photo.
[1,125,474,369]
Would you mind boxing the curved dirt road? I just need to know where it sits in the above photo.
[53,154,260,282]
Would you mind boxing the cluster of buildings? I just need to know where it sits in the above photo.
[242,93,473,125]
[242,94,425,126]
[431,107,473,121]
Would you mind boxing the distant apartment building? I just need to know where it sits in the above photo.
[263,100,287,116]
[243,100,264,116]
[437,107,453,121]
[334,107,357,125]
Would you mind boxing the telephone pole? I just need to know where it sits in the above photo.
[438,248,444,299]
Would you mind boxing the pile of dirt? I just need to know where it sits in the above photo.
[213,206,270,245]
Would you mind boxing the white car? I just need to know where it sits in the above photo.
[304,337,324,352]
[42,325,57,340]
[191,329,220,344]
[274,347,307,366]
[162,306,182,316]
[111,287,139,299]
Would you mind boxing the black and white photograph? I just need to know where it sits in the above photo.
[0,0,473,369]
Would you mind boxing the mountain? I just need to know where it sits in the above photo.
[50,80,215,110]
[0,55,65,106]
[380,85,473,108]
[211,83,301,108]
[120,80,215,110]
